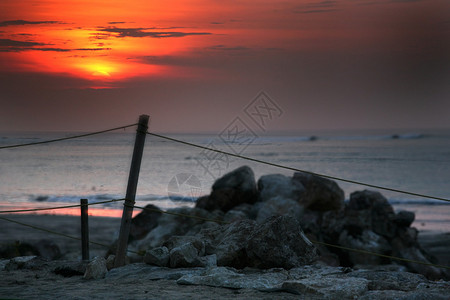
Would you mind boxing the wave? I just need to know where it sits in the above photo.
[31,193,199,205]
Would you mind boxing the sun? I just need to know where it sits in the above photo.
[87,63,114,78]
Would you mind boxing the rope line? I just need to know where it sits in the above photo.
[147,132,450,203]
[0,198,125,214]
[0,123,138,150]
[0,215,142,256]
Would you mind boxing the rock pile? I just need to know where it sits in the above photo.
[124,166,446,280]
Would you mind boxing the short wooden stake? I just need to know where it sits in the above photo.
[80,198,89,261]
[114,114,149,268]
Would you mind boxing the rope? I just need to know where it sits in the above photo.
[0,198,125,214]
[147,132,450,203]
[311,239,450,270]
[0,123,138,150]
[0,215,142,256]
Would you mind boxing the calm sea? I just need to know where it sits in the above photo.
[1,128,449,233]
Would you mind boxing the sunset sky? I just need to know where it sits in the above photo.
[1,0,449,133]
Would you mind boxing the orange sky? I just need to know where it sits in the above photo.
[1,0,449,132]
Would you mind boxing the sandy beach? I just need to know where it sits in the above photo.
[1,213,449,299]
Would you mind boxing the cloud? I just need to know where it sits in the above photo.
[294,0,339,13]
[96,26,210,38]
[0,38,110,52]
[0,38,46,47]
[0,20,61,27]
[207,45,249,51]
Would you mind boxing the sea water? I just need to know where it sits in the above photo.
[0,128,449,232]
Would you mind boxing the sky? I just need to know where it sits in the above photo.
[0,0,449,133]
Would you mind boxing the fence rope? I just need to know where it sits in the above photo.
[0,198,125,214]
[0,123,138,150]
[147,132,450,204]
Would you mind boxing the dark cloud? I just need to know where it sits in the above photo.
[0,38,46,47]
[0,39,111,52]
[294,0,339,13]
[207,45,249,51]
[210,22,224,25]
[108,21,126,24]
[96,26,210,38]
[0,20,61,27]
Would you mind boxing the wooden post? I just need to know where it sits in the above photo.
[80,199,89,261]
[114,114,149,267]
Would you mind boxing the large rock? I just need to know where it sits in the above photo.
[135,207,222,250]
[257,174,304,203]
[196,166,258,212]
[338,229,391,265]
[348,190,397,239]
[293,172,344,211]
[246,215,318,269]
[200,219,257,268]
[255,196,304,224]
[130,204,162,241]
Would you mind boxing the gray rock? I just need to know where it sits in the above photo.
[246,215,318,269]
[257,174,304,202]
[105,263,204,282]
[105,255,115,271]
[5,256,37,271]
[200,219,256,268]
[169,243,202,268]
[196,166,258,212]
[338,229,391,265]
[130,204,162,241]
[84,256,108,280]
[177,266,288,290]
[135,207,222,250]
[144,246,169,267]
[293,172,344,211]
[255,196,304,224]
[281,277,369,298]
[393,210,415,228]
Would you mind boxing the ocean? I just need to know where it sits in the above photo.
[1,128,449,233]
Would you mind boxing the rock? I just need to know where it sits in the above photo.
[105,263,205,282]
[348,190,397,239]
[54,261,87,277]
[246,215,318,269]
[135,207,222,250]
[281,277,368,298]
[257,174,304,202]
[255,196,303,224]
[105,255,115,271]
[177,266,288,290]
[393,210,415,228]
[34,239,61,260]
[338,229,391,265]
[144,246,169,267]
[348,270,427,291]
[196,166,258,212]
[199,219,256,268]
[293,172,344,211]
[84,256,108,280]
[5,256,37,271]
[130,204,162,241]
[169,243,202,268]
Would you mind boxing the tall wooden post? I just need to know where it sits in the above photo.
[80,199,89,261]
[114,114,149,267]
